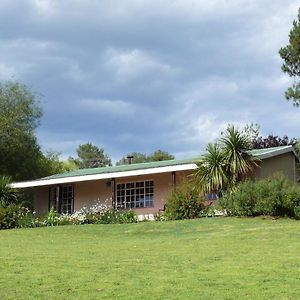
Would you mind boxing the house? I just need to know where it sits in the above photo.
[11,145,299,217]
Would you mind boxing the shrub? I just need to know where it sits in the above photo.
[18,211,41,228]
[86,208,137,224]
[39,202,138,226]
[43,207,59,226]
[165,180,204,220]
[219,174,300,218]
[94,208,119,224]
[119,210,137,224]
[0,204,26,229]
[219,181,258,216]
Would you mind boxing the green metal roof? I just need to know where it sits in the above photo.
[42,157,198,180]
[41,145,294,181]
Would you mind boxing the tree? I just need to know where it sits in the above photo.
[242,123,297,149]
[148,150,174,161]
[195,126,259,194]
[39,151,79,175]
[116,152,148,165]
[251,134,297,149]
[70,143,112,169]
[116,150,174,165]
[0,81,46,180]
[279,7,300,106]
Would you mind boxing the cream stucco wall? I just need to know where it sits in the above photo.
[33,155,298,216]
[74,180,112,211]
[33,171,191,216]
[253,152,298,183]
[34,186,49,216]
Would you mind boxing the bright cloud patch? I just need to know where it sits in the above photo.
[104,48,179,82]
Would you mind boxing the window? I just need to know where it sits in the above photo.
[116,180,154,209]
[49,185,74,214]
[204,193,219,201]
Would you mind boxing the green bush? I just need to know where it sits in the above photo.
[0,204,26,229]
[43,207,59,226]
[219,174,300,218]
[119,210,137,224]
[165,180,204,220]
[85,208,137,224]
[18,212,41,228]
[95,208,119,224]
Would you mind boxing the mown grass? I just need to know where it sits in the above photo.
[1,217,300,299]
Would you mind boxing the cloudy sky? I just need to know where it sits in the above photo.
[0,0,299,162]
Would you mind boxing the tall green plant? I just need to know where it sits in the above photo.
[220,125,259,188]
[0,175,18,207]
[195,125,259,194]
[195,143,227,194]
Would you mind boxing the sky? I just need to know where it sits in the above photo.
[0,0,299,162]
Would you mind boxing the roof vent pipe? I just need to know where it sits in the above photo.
[127,155,134,165]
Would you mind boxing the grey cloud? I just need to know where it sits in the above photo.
[0,0,299,161]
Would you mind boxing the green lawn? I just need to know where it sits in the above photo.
[1,218,300,299]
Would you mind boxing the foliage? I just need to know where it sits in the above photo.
[219,174,300,218]
[116,149,174,165]
[0,199,138,230]
[40,151,79,175]
[279,7,300,105]
[86,208,137,224]
[165,180,204,220]
[0,204,27,229]
[116,152,148,165]
[37,202,138,227]
[119,210,138,224]
[0,175,18,207]
[17,211,40,228]
[0,81,46,181]
[252,134,297,149]
[195,125,259,194]
[195,143,227,194]
[242,123,297,149]
[70,143,112,169]
[0,80,69,182]
[221,125,259,187]
[150,150,175,161]
[43,207,60,226]
[242,123,299,158]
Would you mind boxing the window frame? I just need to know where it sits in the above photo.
[116,180,154,209]
[49,184,74,214]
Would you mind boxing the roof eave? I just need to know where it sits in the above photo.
[256,145,299,161]
[10,163,197,189]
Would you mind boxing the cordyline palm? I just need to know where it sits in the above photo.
[195,143,227,194]
[195,125,260,194]
[220,125,260,190]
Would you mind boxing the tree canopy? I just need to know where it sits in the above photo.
[70,143,112,169]
[116,150,174,165]
[279,7,300,106]
[242,123,297,150]
[0,80,78,181]
[0,81,46,180]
